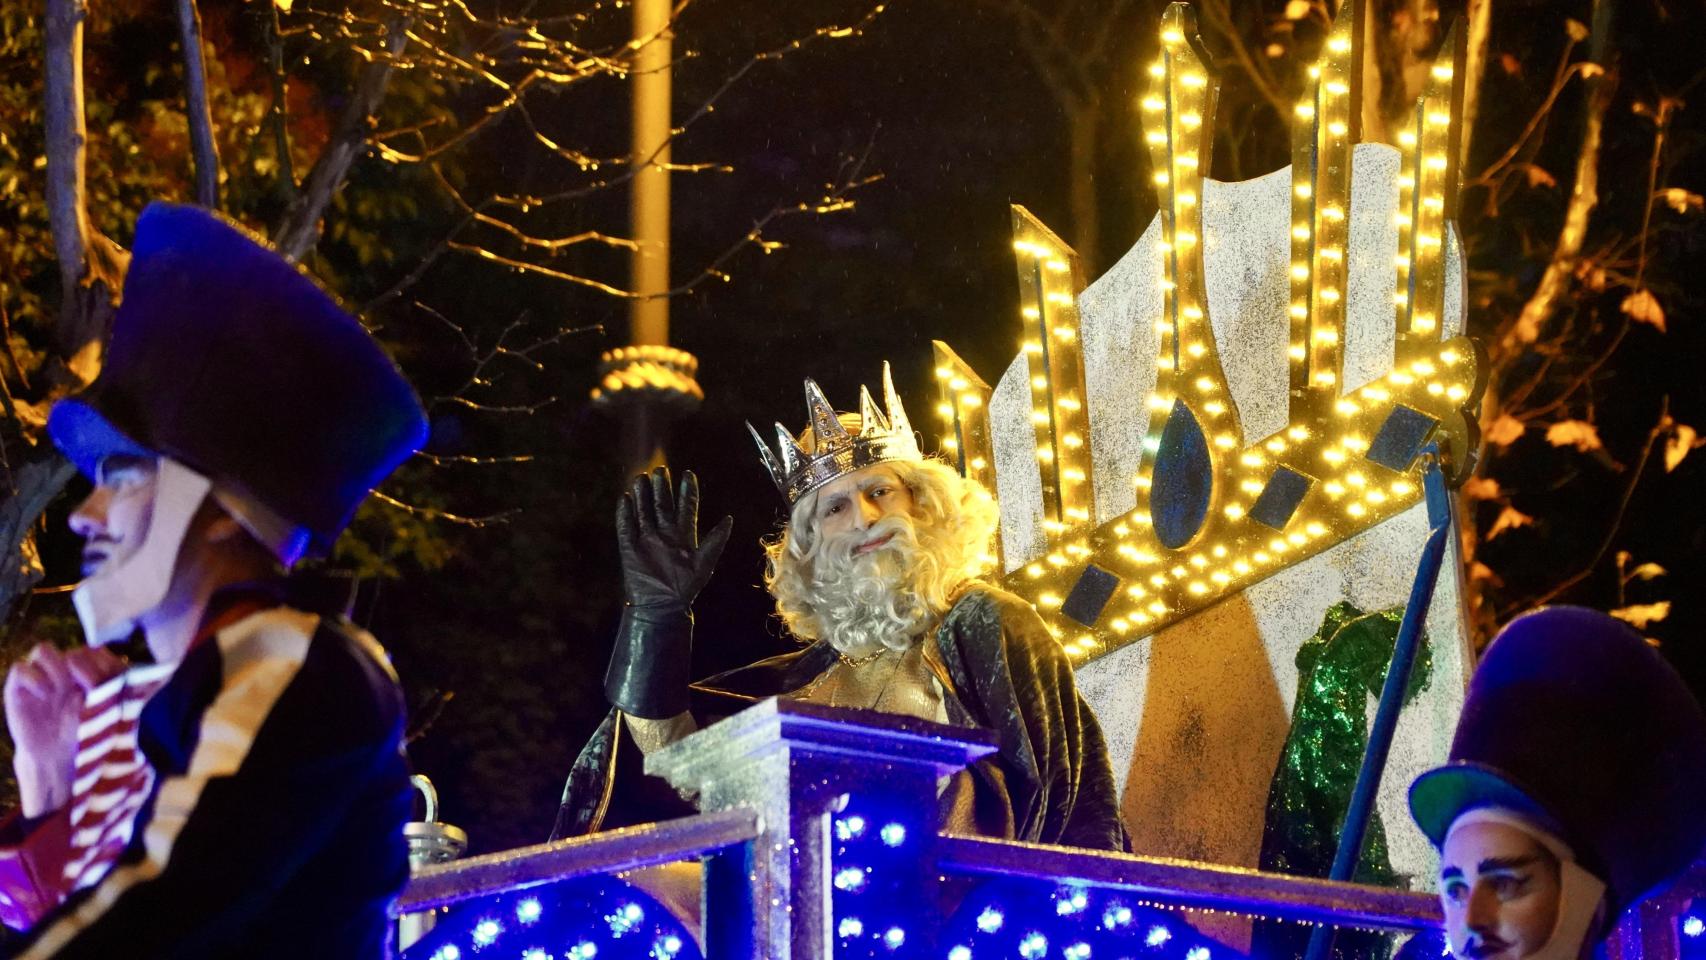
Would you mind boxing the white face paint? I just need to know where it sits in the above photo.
[70,456,211,647]
[1439,809,1606,960]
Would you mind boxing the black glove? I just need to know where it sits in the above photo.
[604,467,733,718]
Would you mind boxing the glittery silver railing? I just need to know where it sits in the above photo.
[394,701,1693,959]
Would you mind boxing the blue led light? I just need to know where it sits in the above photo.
[976,907,1005,933]
[1019,932,1049,959]
[835,815,868,841]
[608,901,645,936]
[880,822,908,847]
[431,947,462,960]
[839,917,865,939]
[1185,947,1211,960]
[652,935,684,959]
[884,927,907,950]
[948,946,973,960]
[834,866,869,892]
[1064,942,1091,959]
[1102,903,1133,929]
[1145,924,1172,947]
[515,898,543,924]
[567,943,598,960]
[520,950,549,960]
[1055,886,1089,915]
[471,918,502,947]
[1686,916,1706,938]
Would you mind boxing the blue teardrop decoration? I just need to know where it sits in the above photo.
[1150,399,1214,549]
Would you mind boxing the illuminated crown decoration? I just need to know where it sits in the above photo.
[750,362,924,505]
[931,2,1483,661]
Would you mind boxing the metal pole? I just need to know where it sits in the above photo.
[1303,447,1453,960]
[627,0,672,474]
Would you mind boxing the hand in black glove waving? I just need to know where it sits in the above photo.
[605,467,733,718]
[618,467,733,609]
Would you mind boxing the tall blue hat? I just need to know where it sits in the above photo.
[47,203,429,556]
[1409,606,1706,918]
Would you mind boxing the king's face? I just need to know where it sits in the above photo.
[812,464,915,553]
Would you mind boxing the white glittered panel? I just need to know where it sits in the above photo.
[1442,221,1465,338]
[1081,500,1470,884]
[992,351,1048,571]
[1201,169,1292,444]
[1080,214,1164,524]
[1342,144,1401,394]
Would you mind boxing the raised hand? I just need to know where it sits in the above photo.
[605,467,732,719]
[5,643,126,816]
[617,467,733,610]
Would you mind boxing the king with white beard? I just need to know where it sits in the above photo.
[554,365,1128,852]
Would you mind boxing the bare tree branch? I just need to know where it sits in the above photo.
[265,1,297,201]
[174,0,220,209]
[1199,0,1289,119]
[274,15,412,261]
[1502,398,1666,617]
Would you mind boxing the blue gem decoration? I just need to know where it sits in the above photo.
[1151,400,1214,549]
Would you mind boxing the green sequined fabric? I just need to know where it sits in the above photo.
[1251,601,1433,960]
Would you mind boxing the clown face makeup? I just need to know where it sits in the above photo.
[69,456,212,649]
[1439,809,1607,960]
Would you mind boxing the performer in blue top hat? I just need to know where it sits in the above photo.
[0,203,428,958]
[1409,606,1706,960]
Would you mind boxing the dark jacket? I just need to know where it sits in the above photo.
[554,582,1129,852]
[0,588,410,959]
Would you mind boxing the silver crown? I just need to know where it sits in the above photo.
[748,362,923,505]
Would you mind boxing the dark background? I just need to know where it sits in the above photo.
[6,0,1704,857]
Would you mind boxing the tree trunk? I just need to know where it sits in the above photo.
[1458,0,1492,167]
[1067,101,1100,277]
[45,0,126,383]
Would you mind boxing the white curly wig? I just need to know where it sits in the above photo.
[763,453,1000,654]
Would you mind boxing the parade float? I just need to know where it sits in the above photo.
[394,4,1706,958]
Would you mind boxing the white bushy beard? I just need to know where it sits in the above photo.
[807,513,954,659]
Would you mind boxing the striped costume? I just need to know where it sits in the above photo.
[0,588,411,958]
